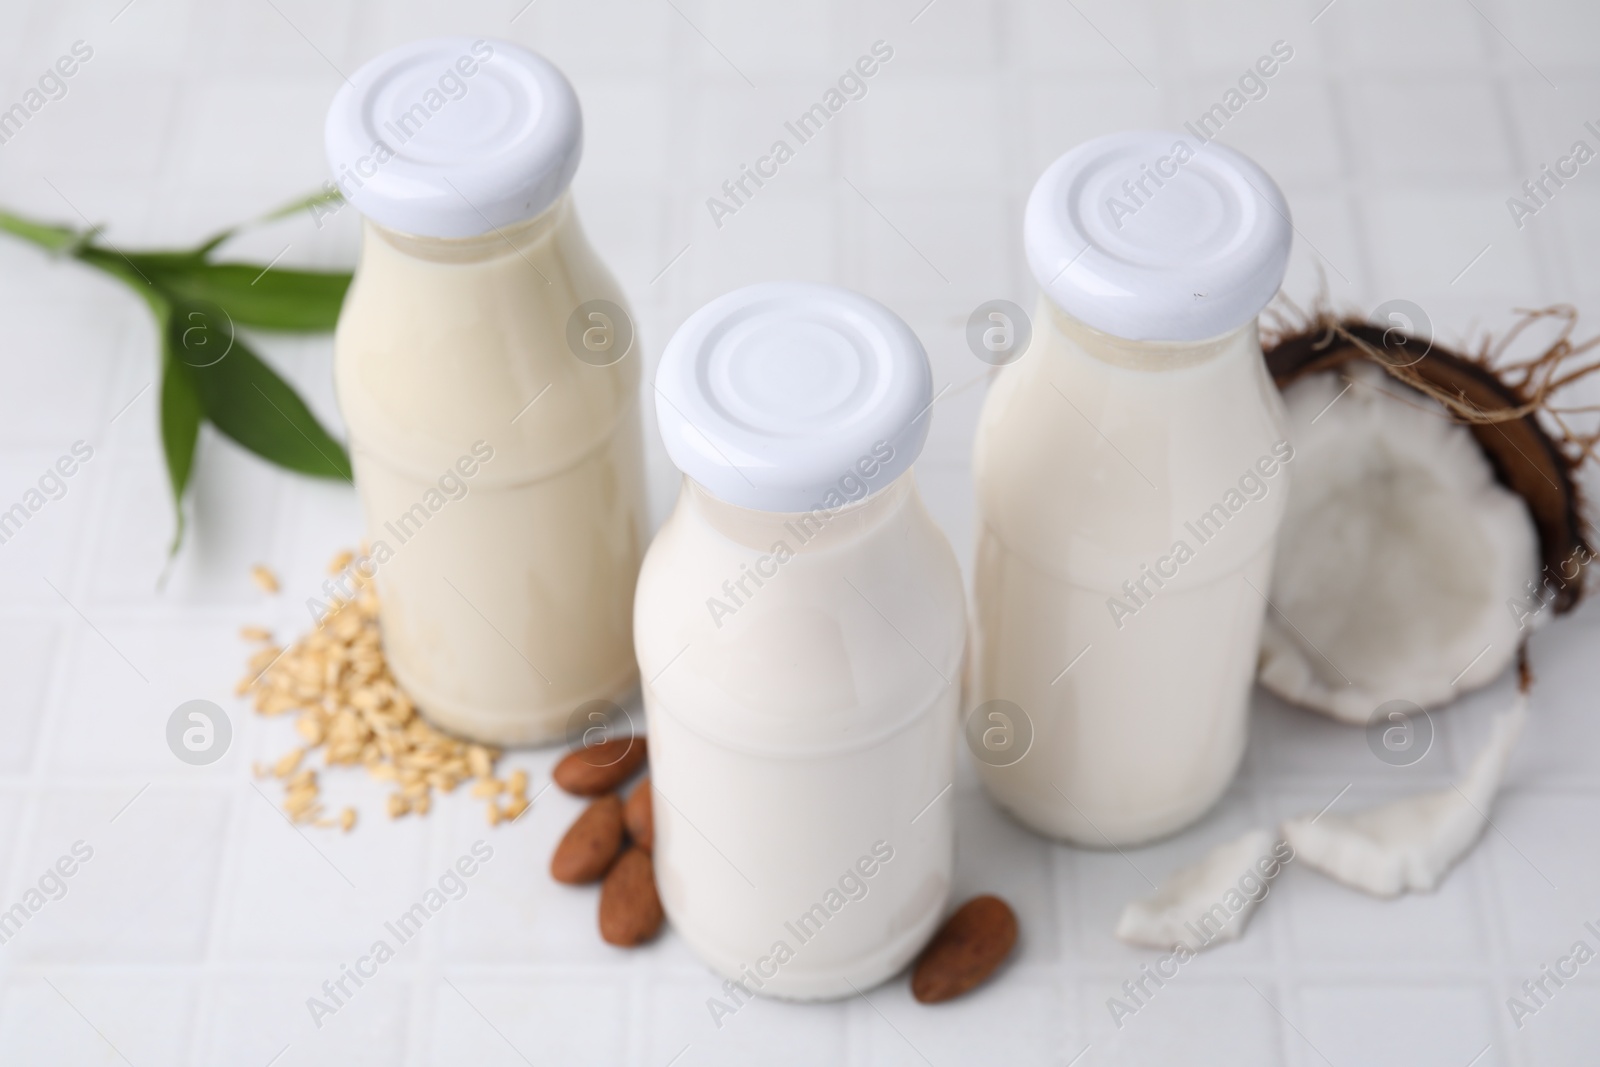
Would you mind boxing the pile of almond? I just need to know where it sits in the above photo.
[547,736,662,947]
[545,737,1018,998]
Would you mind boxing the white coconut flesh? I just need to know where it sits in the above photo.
[1115,829,1278,951]
[1281,692,1528,896]
[1259,363,1541,724]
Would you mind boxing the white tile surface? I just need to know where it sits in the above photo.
[427,975,630,1067]
[1343,77,1516,183]
[0,0,1596,1063]
[1296,984,1507,1067]
[1083,977,1284,1066]
[0,973,197,1067]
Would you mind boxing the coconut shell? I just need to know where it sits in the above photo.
[1265,318,1590,613]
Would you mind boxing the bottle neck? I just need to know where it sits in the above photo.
[365,192,572,265]
[1041,296,1258,372]
[685,473,915,553]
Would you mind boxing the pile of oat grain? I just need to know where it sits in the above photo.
[239,553,530,830]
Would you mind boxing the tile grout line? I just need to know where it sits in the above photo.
[403,780,452,1067]
[186,757,253,1067]
[1254,750,1301,1067]
[1480,0,1569,323]
[1000,0,1079,1051]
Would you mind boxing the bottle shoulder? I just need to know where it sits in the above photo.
[333,211,642,477]
[973,324,1291,581]
[640,489,964,617]
[634,484,967,748]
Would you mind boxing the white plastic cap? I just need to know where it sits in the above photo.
[1025,131,1292,342]
[656,283,933,514]
[325,38,581,239]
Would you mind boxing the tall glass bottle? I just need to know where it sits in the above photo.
[327,38,646,745]
[972,132,1293,845]
[637,283,966,998]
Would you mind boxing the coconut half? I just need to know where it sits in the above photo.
[1261,364,1539,721]
[1259,313,1591,723]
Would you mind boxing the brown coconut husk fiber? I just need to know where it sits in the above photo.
[1263,302,1597,614]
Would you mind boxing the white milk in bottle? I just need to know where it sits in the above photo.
[972,132,1293,845]
[637,283,966,999]
[327,39,647,746]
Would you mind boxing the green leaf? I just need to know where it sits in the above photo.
[191,187,345,259]
[169,301,352,481]
[0,201,356,552]
[0,209,82,254]
[76,246,350,332]
[78,246,202,271]
[144,262,351,332]
[6,200,352,331]
[158,304,203,554]
[260,186,345,223]
[70,248,171,318]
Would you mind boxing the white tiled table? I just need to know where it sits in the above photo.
[1,0,1598,1063]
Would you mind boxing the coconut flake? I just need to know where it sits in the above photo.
[1282,693,1528,897]
[1115,829,1280,952]
[1259,363,1542,723]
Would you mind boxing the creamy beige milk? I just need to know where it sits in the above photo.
[971,300,1289,845]
[636,474,965,1000]
[334,197,647,745]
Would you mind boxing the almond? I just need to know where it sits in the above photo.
[911,895,1017,1004]
[553,736,647,796]
[624,776,653,852]
[599,847,664,947]
[551,795,624,884]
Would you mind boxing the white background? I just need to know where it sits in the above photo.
[0,0,1598,1063]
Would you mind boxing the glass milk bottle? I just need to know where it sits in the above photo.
[637,283,966,999]
[326,39,647,746]
[972,132,1292,846]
